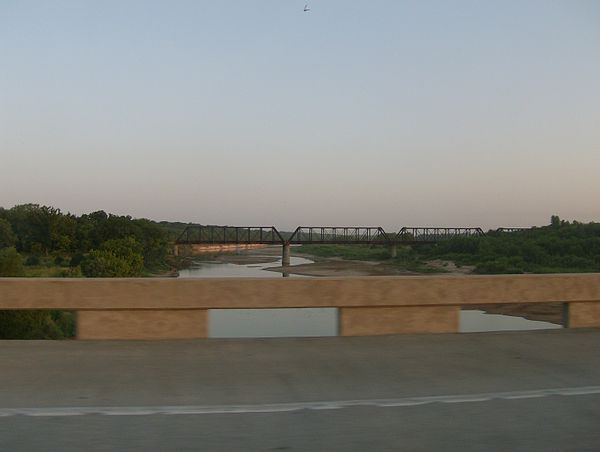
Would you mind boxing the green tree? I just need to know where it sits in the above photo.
[132,219,169,269]
[0,311,73,339]
[3,204,40,252]
[0,247,25,276]
[81,250,136,277]
[0,219,16,248]
[4,204,77,254]
[2,204,169,273]
[81,238,144,277]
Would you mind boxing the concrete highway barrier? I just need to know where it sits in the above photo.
[1,274,600,339]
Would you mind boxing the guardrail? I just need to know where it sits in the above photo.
[1,274,599,339]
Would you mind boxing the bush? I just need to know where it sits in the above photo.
[58,266,82,278]
[25,255,40,266]
[475,257,525,274]
[69,253,85,267]
[0,218,16,248]
[0,247,25,276]
[81,250,136,277]
[81,238,145,277]
[0,311,75,339]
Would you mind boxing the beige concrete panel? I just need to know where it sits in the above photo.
[2,274,600,310]
[77,309,207,340]
[340,306,459,336]
[568,302,600,328]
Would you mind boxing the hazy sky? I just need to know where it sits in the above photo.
[1,1,599,230]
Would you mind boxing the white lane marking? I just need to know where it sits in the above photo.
[1,385,600,418]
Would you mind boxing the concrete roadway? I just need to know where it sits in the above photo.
[1,329,600,451]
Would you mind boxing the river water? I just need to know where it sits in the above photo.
[178,251,561,337]
[179,253,339,337]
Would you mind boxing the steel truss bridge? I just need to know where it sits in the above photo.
[174,225,530,265]
[175,225,494,246]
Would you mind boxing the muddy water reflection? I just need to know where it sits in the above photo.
[460,310,562,333]
[178,256,313,278]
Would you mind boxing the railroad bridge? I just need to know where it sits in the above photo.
[173,225,515,265]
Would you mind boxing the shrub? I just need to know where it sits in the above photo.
[59,267,82,278]
[81,238,145,277]
[25,255,40,266]
[0,311,75,339]
[0,218,16,248]
[81,250,135,277]
[0,247,25,276]
[69,253,85,267]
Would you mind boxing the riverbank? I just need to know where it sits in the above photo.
[205,246,415,276]
[265,258,421,277]
[183,246,479,278]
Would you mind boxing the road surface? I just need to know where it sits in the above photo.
[1,329,600,451]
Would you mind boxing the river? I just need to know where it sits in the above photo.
[178,247,562,337]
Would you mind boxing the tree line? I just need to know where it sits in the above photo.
[0,204,172,277]
[0,204,176,339]
[422,216,600,274]
[298,216,600,275]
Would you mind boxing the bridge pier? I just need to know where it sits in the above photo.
[282,243,291,266]
[389,244,397,258]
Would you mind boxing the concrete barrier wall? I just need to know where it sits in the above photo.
[1,274,600,339]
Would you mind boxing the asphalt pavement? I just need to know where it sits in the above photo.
[1,329,600,451]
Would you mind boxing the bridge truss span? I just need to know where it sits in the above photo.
[176,225,496,246]
[175,225,284,245]
[288,227,390,245]
[395,227,485,243]
[174,223,522,266]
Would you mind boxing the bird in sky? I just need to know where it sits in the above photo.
[304,4,310,12]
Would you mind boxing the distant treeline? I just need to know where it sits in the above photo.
[299,216,600,275]
[426,216,600,274]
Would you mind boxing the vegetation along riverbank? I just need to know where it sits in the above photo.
[1,205,599,338]
[296,216,600,275]
[0,204,187,338]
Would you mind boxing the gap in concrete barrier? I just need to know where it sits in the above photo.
[0,310,76,339]
[209,308,338,338]
[460,303,564,333]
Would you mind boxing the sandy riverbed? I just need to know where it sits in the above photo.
[210,246,419,277]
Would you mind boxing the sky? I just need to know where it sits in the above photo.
[1,0,599,230]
